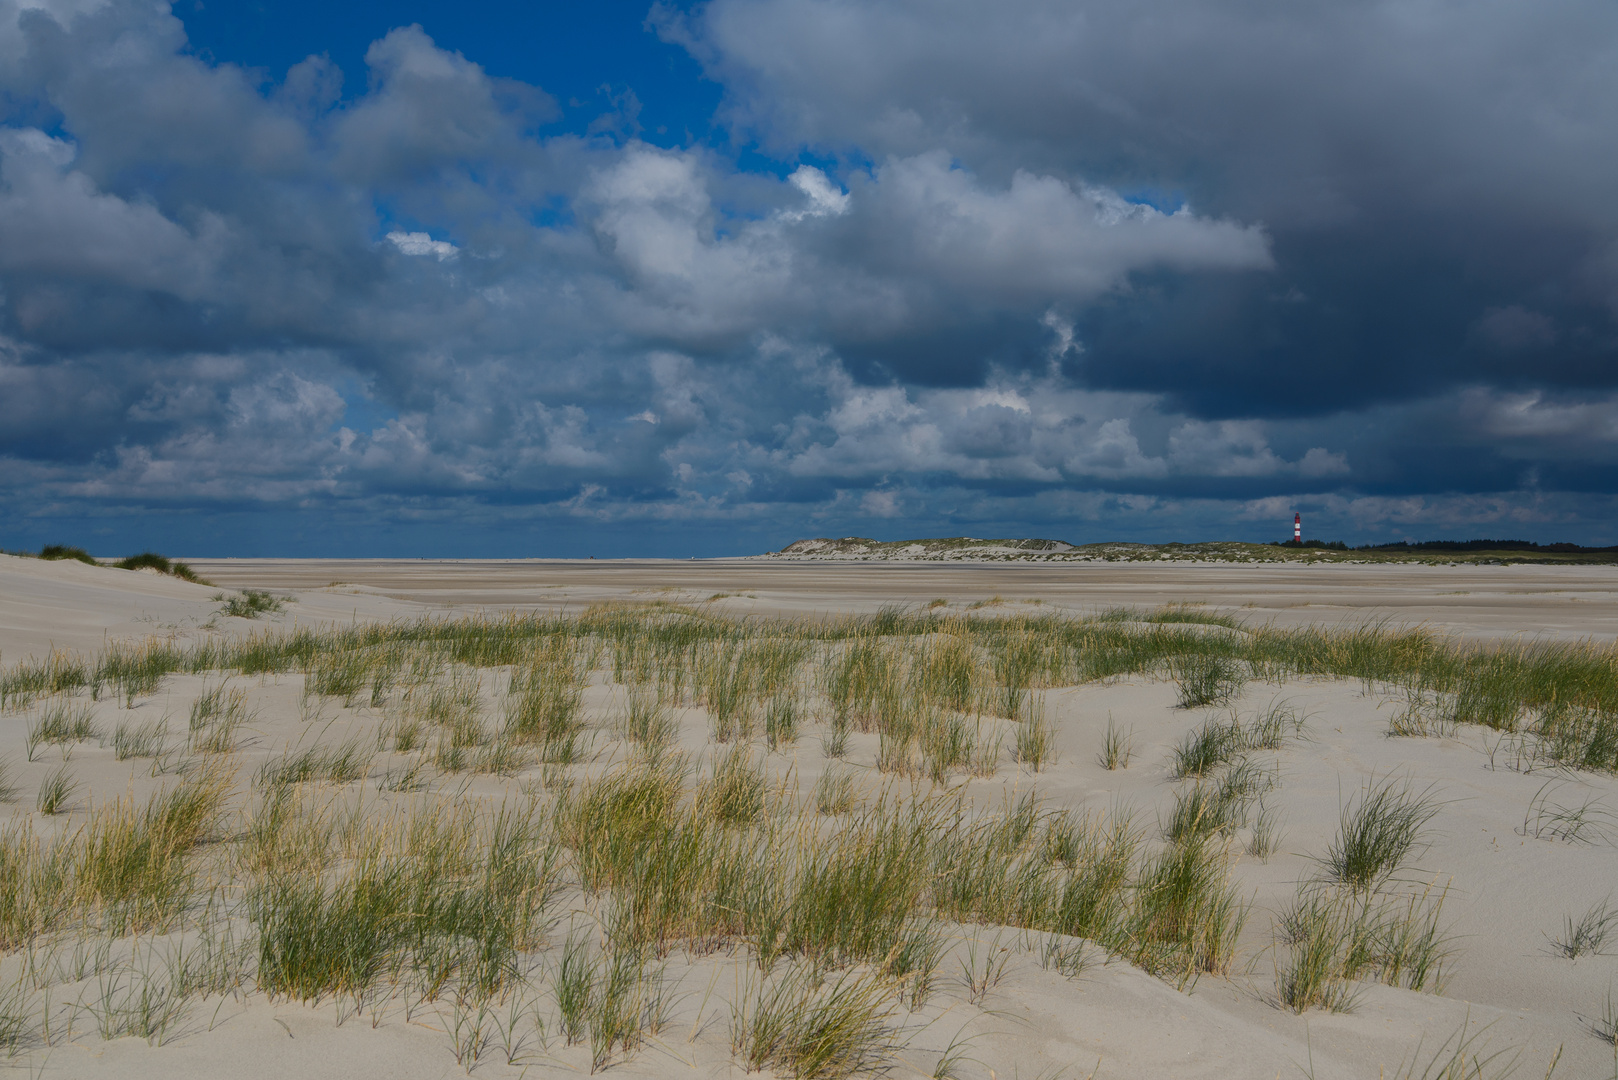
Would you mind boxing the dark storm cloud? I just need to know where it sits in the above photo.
[664,0,1618,412]
[1,0,1616,552]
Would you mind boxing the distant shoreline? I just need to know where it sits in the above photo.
[755,535,1618,566]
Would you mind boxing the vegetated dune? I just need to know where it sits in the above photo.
[0,553,437,663]
[759,535,1618,566]
[0,557,1614,1079]
[768,536,1080,560]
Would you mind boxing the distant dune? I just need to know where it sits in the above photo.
[764,535,1079,560]
[759,536,1618,565]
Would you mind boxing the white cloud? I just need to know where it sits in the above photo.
[767,356,1342,485]
[583,145,1269,351]
[861,489,901,517]
[1298,447,1350,477]
[387,231,460,260]
[784,165,848,218]
[0,126,226,300]
[1065,418,1165,479]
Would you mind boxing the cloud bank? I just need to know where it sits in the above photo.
[1,0,1616,553]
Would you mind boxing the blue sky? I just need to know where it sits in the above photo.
[2,0,1617,557]
[180,1,721,149]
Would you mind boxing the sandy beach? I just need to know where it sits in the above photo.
[9,556,1618,665]
[0,554,1614,1079]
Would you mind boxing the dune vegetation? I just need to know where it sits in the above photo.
[0,603,1611,1073]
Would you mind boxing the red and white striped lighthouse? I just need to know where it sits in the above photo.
[1294,513,1302,542]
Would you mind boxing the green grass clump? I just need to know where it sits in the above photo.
[76,770,229,932]
[697,746,767,826]
[823,637,902,733]
[765,695,800,751]
[1536,704,1618,773]
[36,764,77,815]
[1127,835,1246,984]
[1246,698,1304,747]
[84,965,188,1044]
[470,737,533,777]
[1551,897,1618,959]
[114,552,207,584]
[98,640,188,703]
[1013,709,1054,771]
[27,699,100,759]
[555,758,687,893]
[189,684,250,754]
[1,769,227,945]
[252,803,557,1002]
[619,688,676,751]
[238,785,337,880]
[920,709,974,781]
[307,647,381,704]
[0,967,29,1052]
[0,650,90,710]
[1276,888,1360,1012]
[913,632,979,713]
[699,636,799,741]
[433,712,490,773]
[1170,716,1245,778]
[256,739,370,788]
[1277,875,1453,1010]
[39,544,97,565]
[1247,797,1283,859]
[215,590,285,618]
[113,718,169,760]
[779,803,938,971]
[559,940,676,1072]
[1595,989,1618,1047]
[555,932,595,1045]
[1165,761,1267,843]
[505,642,585,749]
[1,600,1610,776]
[814,768,857,815]
[1100,604,1242,629]
[1170,653,1245,709]
[551,932,677,1069]
[731,967,896,1080]
[1324,778,1441,889]
[1099,715,1132,770]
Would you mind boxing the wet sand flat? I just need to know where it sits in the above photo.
[188,557,1618,641]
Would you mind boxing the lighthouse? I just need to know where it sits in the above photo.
[1294,513,1302,542]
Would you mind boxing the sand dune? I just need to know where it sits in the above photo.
[0,554,1614,1079]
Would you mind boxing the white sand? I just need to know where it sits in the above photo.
[0,553,1614,1078]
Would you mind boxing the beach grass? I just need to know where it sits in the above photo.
[1324,777,1441,890]
[0,603,1615,1071]
[730,966,895,1080]
[215,589,285,618]
[1552,897,1618,959]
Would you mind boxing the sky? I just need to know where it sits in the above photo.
[1,0,1616,557]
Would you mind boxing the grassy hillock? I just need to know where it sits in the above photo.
[4,545,211,583]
